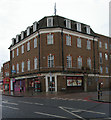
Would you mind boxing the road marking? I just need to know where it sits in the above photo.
[0,104,19,110]
[35,111,67,119]
[71,109,106,115]
[59,106,86,120]
[2,101,18,105]
[19,101,43,106]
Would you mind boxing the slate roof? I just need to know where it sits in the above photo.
[9,15,97,48]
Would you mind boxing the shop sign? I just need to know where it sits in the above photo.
[11,70,16,73]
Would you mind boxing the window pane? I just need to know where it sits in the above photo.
[34,38,37,48]
[77,38,81,48]
[47,34,53,44]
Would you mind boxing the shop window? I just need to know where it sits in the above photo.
[29,80,34,87]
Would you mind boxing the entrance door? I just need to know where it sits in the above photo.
[48,77,55,92]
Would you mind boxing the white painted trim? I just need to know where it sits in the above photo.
[10,28,98,51]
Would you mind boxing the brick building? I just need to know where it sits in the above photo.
[2,61,11,92]
[8,15,111,93]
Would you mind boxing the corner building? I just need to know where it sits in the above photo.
[9,15,110,93]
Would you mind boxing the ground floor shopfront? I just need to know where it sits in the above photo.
[10,73,110,93]
[3,77,10,93]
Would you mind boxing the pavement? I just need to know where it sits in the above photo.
[2,90,111,103]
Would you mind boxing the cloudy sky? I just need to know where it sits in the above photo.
[0,0,110,69]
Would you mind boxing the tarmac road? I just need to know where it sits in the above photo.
[1,95,111,120]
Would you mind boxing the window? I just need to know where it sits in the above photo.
[106,67,108,73]
[77,56,82,69]
[21,31,24,40]
[27,60,30,71]
[66,19,71,29]
[12,65,15,70]
[100,66,103,74]
[33,22,37,32]
[12,50,14,58]
[47,34,53,44]
[34,58,37,69]
[27,42,30,51]
[87,58,91,69]
[66,35,71,46]
[99,52,102,64]
[87,40,91,50]
[12,38,15,45]
[66,56,72,68]
[77,38,81,48]
[105,43,108,49]
[86,26,90,34]
[77,23,81,32]
[16,35,19,43]
[99,41,102,48]
[34,38,37,48]
[21,45,24,54]
[47,17,53,27]
[17,63,19,73]
[48,54,54,68]
[105,53,108,60]
[17,48,19,56]
[21,62,24,72]
[27,27,30,36]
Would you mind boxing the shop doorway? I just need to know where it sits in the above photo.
[48,77,55,92]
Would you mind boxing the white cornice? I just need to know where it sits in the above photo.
[10,28,98,51]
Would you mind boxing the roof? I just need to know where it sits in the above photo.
[9,15,97,48]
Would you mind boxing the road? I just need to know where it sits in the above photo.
[1,95,111,120]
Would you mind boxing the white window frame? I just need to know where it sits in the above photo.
[78,56,82,69]
[21,62,24,72]
[99,52,102,64]
[17,63,19,73]
[105,43,108,49]
[21,45,24,54]
[27,42,30,51]
[47,34,53,45]
[47,17,53,27]
[105,53,108,60]
[34,57,37,69]
[16,35,19,43]
[21,31,24,40]
[87,40,91,50]
[33,22,37,32]
[106,67,108,73]
[34,38,37,48]
[12,50,14,58]
[27,27,30,36]
[87,58,91,69]
[99,41,102,48]
[27,60,30,71]
[48,54,54,68]
[77,23,81,32]
[86,26,90,34]
[77,38,81,48]
[66,56,72,68]
[66,19,71,29]
[17,48,19,56]
[66,35,71,46]
[100,66,103,74]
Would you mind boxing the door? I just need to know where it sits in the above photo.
[48,77,55,92]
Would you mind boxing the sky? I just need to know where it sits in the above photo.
[0,0,110,69]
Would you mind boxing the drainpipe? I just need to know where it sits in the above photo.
[38,31,40,72]
[61,28,64,72]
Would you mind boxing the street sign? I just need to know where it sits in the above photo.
[11,70,16,73]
